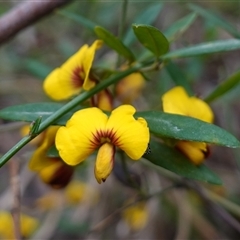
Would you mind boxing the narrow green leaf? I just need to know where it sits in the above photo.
[144,139,222,185]
[165,61,193,96]
[164,13,197,41]
[205,71,240,103]
[189,4,240,39]
[57,10,96,31]
[123,3,163,46]
[161,39,240,59]
[0,103,80,125]
[135,111,240,148]
[94,26,135,62]
[133,24,169,57]
[1,103,239,149]
[22,59,52,79]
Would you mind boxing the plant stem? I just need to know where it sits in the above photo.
[117,0,128,67]
[0,62,148,167]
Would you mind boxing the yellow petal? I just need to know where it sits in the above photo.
[116,72,145,104]
[65,180,87,204]
[176,141,208,165]
[82,40,103,90]
[94,142,115,184]
[56,107,108,165]
[123,202,148,231]
[43,40,102,100]
[162,86,214,123]
[0,211,38,239]
[96,90,113,111]
[188,97,213,123]
[29,126,60,171]
[106,105,150,160]
[39,159,74,189]
[43,68,82,101]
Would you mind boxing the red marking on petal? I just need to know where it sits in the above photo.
[71,66,84,88]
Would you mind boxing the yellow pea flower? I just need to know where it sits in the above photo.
[162,86,214,165]
[56,105,150,184]
[43,40,103,101]
[0,211,38,239]
[122,202,148,231]
[116,71,145,104]
[29,126,74,188]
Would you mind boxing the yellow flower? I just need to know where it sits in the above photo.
[29,126,74,188]
[0,211,38,239]
[162,86,214,165]
[93,89,113,111]
[65,180,99,205]
[122,202,148,231]
[56,105,150,183]
[43,40,103,101]
[116,71,145,104]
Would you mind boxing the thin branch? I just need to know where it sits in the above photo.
[87,184,177,235]
[10,160,21,240]
[0,0,73,45]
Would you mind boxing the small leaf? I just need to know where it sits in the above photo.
[135,111,240,148]
[161,39,240,59]
[94,26,135,62]
[189,4,240,39]
[204,70,240,103]
[164,12,197,41]
[144,139,222,185]
[0,103,80,125]
[123,3,163,46]
[132,24,169,57]
[29,116,42,136]
[57,10,96,31]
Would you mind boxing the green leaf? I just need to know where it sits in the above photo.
[204,70,240,103]
[164,12,197,41]
[94,26,135,62]
[57,10,96,31]
[22,59,52,79]
[165,61,193,96]
[189,4,240,39]
[144,139,222,185]
[1,103,239,148]
[0,103,80,125]
[123,3,163,46]
[161,39,240,59]
[132,24,169,57]
[135,111,240,148]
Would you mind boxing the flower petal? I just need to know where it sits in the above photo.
[116,72,145,104]
[106,105,150,160]
[94,142,115,184]
[29,126,60,171]
[43,68,82,101]
[39,159,74,189]
[82,40,103,90]
[43,40,102,100]
[176,141,209,165]
[162,86,192,116]
[96,89,113,111]
[188,97,214,123]
[56,107,108,165]
[162,86,214,123]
